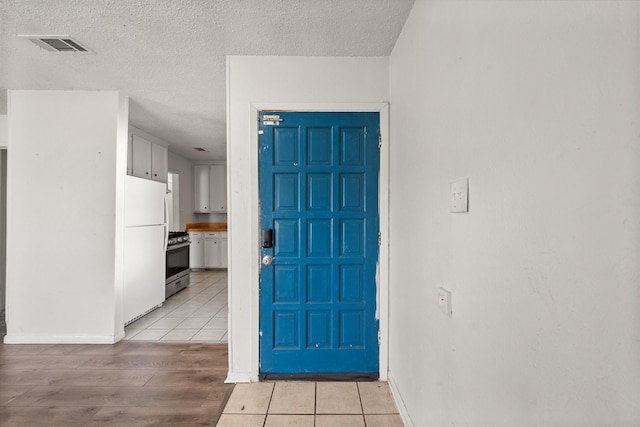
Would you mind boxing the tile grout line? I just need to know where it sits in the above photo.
[357,382,368,427]
[263,382,276,427]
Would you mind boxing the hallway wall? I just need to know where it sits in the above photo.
[226,56,389,381]
[5,91,128,343]
[387,1,640,425]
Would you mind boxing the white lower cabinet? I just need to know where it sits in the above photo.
[204,232,228,268]
[219,236,228,267]
[189,232,204,269]
[190,231,227,269]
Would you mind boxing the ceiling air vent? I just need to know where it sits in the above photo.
[20,35,93,53]
[193,147,207,152]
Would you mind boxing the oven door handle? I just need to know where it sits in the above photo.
[167,241,191,251]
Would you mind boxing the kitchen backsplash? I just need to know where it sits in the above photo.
[195,212,227,224]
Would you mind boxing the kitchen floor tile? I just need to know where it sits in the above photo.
[358,381,398,414]
[131,329,170,340]
[316,382,362,414]
[265,414,315,427]
[126,316,159,329]
[315,414,365,427]
[127,271,228,343]
[175,317,212,329]
[164,307,198,317]
[364,414,405,427]
[203,317,228,329]
[268,382,315,414]
[223,383,275,414]
[160,329,199,341]
[147,317,185,329]
[191,329,227,341]
[216,414,266,427]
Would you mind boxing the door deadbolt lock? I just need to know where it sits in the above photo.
[262,255,273,265]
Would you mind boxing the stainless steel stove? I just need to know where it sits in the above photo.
[166,231,190,298]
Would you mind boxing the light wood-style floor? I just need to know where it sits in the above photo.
[0,341,232,426]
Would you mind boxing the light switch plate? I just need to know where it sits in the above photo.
[438,287,452,316]
[451,177,468,213]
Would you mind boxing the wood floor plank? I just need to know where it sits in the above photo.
[78,353,226,370]
[0,355,95,370]
[0,406,101,427]
[6,385,213,407]
[0,386,33,405]
[1,368,156,387]
[0,341,229,425]
[0,344,54,355]
[86,406,219,426]
[143,368,227,387]
[112,341,197,356]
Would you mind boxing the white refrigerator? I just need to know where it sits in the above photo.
[123,175,167,324]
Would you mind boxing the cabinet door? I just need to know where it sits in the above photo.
[204,237,218,268]
[219,236,228,268]
[132,135,152,179]
[151,143,168,183]
[209,164,227,212]
[193,165,211,212]
[189,235,205,268]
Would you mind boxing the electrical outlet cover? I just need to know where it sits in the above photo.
[451,177,468,213]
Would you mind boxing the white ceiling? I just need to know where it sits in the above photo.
[0,0,415,161]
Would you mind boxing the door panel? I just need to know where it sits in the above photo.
[259,112,379,376]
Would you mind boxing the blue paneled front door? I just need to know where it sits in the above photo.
[259,112,380,376]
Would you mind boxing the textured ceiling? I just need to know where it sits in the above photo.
[0,0,415,160]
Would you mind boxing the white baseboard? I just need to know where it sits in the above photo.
[225,371,255,383]
[3,334,120,344]
[388,372,414,427]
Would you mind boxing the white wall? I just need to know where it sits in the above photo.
[5,90,128,343]
[0,150,6,333]
[388,1,640,426]
[227,56,389,381]
[0,115,7,147]
[1,113,6,332]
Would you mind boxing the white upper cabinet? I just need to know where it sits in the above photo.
[130,134,168,183]
[193,164,211,212]
[209,164,227,212]
[131,135,151,179]
[193,163,227,213]
[151,143,168,182]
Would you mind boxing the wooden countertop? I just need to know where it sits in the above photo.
[186,222,227,232]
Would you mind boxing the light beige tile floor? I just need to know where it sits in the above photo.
[124,269,228,343]
[217,381,403,427]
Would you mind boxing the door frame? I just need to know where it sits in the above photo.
[231,102,389,381]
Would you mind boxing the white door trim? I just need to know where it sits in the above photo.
[227,102,389,381]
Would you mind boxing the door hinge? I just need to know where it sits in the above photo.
[378,133,382,149]
[378,330,381,346]
[378,232,382,246]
